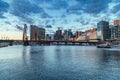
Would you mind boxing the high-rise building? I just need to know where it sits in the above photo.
[67,29,73,41]
[30,25,45,41]
[115,26,120,40]
[109,25,116,40]
[45,34,54,40]
[75,31,81,38]
[97,21,111,41]
[63,30,68,40]
[54,28,62,40]
[114,20,120,26]
[73,31,81,41]
[112,20,120,40]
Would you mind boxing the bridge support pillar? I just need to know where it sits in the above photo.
[65,42,67,45]
[57,42,59,45]
[72,42,75,45]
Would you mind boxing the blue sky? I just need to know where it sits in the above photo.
[0,0,120,40]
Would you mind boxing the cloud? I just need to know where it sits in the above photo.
[1,0,120,36]
[34,0,69,10]
[9,0,51,23]
[68,0,112,15]
[11,0,43,15]
[5,21,11,25]
[0,0,9,18]
[15,25,23,31]
[45,25,52,28]
[51,0,68,9]
[40,12,52,18]
[112,3,120,13]
[45,20,50,25]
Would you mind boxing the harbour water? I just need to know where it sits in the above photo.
[0,45,120,80]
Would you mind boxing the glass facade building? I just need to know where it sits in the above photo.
[115,26,120,40]
[110,25,116,40]
[30,25,45,41]
[97,21,111,41]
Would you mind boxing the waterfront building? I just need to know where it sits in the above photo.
[63,30,68,40]
[114,20,120,26]
[97,21,111,41]
[54,28,62,40]
[46,34,51,41]
[76,28,97,41]
[77,32,86,41]
[115,26,120,40]
[45,34,54,41]
[113,20,120,40]
[73,31,82,41]
[62,29,73,41]
[109,25,115,40]
[86,28,97,40]
[30,25,45,41]
[67,29,73,41]
[75,31,81,38]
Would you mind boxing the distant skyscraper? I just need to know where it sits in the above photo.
[67,29,73,40]
[54,28,62,40]
[63,30,68,40]
[97,21,111,41]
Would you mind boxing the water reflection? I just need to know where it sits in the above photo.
[0,46,120,80]
[97,49,120,68]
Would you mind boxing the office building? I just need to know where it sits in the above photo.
[113,20,120,40]
[67,29,73,41]
[63,30,68,40]
[54,28,62,40]
[115,26,120,39]
[97,21,111,41]
[30,25,45,41]
[109,25,116,40]
[114,20,120,26]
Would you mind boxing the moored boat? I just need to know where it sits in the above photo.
[97,43,111,48]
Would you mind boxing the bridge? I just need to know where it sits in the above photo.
[36,40,98,45]
[0,39,99,46]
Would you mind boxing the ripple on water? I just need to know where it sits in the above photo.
[0,45,120,80]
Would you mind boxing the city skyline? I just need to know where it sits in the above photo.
[0,0,120,40]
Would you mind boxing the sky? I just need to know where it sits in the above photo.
[0,0,120,40]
